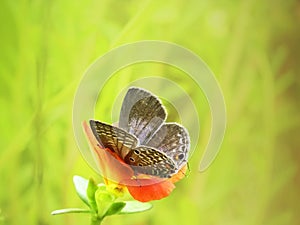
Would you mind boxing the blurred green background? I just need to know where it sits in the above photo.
[1,0,299,224]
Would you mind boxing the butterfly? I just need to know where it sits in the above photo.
[89,87,190,178]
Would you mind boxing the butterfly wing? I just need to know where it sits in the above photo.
[119,87,166,145]
[119,87,151,129]
[124,146,177,178]
[145,123,190,169]
[89,120,138,159]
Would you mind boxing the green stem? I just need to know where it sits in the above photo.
[90,215,103,225]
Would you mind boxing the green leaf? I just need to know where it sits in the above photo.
[95,189,115,217]
[119,201,152,214]
[105,202,126,216]
[73,175,89,207]
[51,208,91,215]
[87,178,99,212]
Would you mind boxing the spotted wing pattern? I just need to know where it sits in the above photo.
[119,87,166,145]
[90,120,177,178]
[124,146,177,178]
[89,120,138,159]
[145,123,190,169]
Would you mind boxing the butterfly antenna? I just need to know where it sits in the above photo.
[177,162,191,178]
[185,162,191,177]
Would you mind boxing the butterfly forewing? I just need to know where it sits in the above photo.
[119,88,151,129]
[119,87,166,145]
[124,146,177,178]
[145,123,190,168]
[89,120,138,159]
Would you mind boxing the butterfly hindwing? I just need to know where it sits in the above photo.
[124,146,177,178]
[145,123,190,169]
[89,120,138,159]
[119,87,166,145]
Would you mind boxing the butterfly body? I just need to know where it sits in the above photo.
[90,87,190,178]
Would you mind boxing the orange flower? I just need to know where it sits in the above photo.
[83,121,187,202]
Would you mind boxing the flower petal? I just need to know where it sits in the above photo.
[125,178,175,202]
[124,164,187,202]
